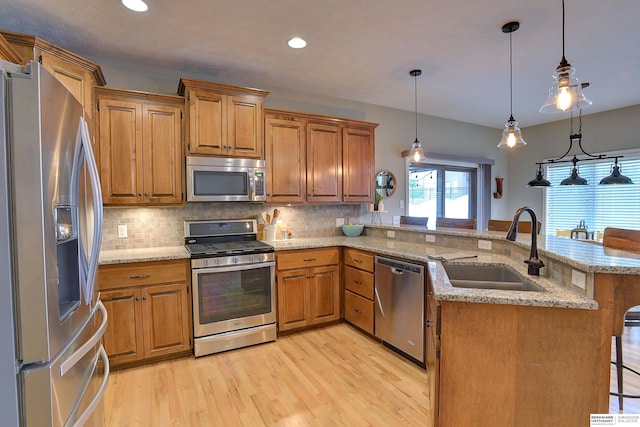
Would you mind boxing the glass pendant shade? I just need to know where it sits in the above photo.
[410,139,424,162]
[599,158,634,185]
[497,116,527,148]
[540,63,592,113]
[527,165,551,187]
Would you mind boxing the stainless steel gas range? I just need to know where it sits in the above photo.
[184,219,276,357]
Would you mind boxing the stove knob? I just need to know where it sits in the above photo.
[233,258,239,264]
[216,259,221,266]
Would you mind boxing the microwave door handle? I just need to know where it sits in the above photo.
[80,117,103,305]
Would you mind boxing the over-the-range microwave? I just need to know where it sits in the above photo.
[186,156,266,202]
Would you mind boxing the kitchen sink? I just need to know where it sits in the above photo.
[443,264,544,292]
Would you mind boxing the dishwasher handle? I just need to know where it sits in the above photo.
[375,256,424,275]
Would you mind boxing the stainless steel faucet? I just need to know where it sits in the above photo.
[505,207,545,276]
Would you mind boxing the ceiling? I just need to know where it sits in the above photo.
[0,0,639,129]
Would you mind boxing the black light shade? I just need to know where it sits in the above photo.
[560,164,588,185]
[527,165,551,187]
[599,158,634,185]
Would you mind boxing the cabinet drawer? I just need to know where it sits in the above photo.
[345,290,374,335]
[344,248,374,272]
[344,266,374,299]
[98,259,188,290]
[277,248,339,270]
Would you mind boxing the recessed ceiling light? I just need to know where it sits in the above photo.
[122,0,148,12]
[287,37,307,49]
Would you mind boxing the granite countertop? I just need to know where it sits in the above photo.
[99,246,190,264]
[271,236,598,310]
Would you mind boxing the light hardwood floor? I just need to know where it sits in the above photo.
[610,326,640,414]
[104,324,431,426]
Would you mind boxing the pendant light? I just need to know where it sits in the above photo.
[527,108,633,186]
[409,69,424,162]
[527,164,551,187]
[497,21,527,149]
[540,0,592,113]
[600,157,634,185]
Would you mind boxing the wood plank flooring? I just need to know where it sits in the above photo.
[104,324,431,426]
[610,326,640,414]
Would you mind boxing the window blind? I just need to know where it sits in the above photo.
[544,155,640,237]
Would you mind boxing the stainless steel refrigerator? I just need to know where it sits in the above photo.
[0,59,109,426]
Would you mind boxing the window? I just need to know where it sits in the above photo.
[544,152,640,238]
[409,165,476,220]
[406,154,494,229]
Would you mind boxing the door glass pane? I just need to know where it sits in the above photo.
[198,266,272,324]
[408,168,438,219]
[444,170,470,218]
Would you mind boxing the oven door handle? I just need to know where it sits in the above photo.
[193,260,275,274]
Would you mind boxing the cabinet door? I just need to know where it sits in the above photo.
[228,95,263,158]
[265,115,306,203]
[309,265,340,325]
[101,288,144,366]
[306,122,342,203]
[342,126,374,202]
[142,103,183,204]
[186,89,226,156]
[426,285,441,426]
[98,98,143,205]
[141,283,192,359]
[277,268,310,331]
[39,51,94,119]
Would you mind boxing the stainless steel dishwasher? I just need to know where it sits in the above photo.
[374,256,425,365]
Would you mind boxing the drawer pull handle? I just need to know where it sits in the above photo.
[303,258,317,262]
[353,307,363,314]
[353,259,363,264]
[130,274,150,279]
[353,280,363,285]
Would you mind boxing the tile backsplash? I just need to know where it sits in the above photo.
[102,203,365,250]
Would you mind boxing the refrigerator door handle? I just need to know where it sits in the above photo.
[80,117,103,305]
[69,345,110,427]
[59,301,107,377]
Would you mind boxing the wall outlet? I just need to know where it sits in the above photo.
[387,230,395,238]
[117,224,128,238]
[571,270,587,289]
[336,218,345,227]
[478,240,492,250]
[400,199,405,209]
[425,234,436,243]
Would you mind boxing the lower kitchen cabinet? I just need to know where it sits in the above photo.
[343,248,375,334]
[426,276,441,427]
[98,259,192,368]
[276,248,340,332]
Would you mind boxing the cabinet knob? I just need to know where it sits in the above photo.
[142,296,147,301]
[353,307,362,314]
[353,280,363,285]
[138,193,142,196]
[135,296,141,301]
[144,192,149,196]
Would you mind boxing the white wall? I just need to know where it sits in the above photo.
[506,104,640,217]
[88,55,508,225]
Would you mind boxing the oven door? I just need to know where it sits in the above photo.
[192,261,276,337]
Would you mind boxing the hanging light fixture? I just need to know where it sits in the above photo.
[540,0,592,113]
[409,69,424,162]
[497,21,527,149]
[600,158,634,185]
[528,108,633,186]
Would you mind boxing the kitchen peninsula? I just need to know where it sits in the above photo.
[99,225,640,426]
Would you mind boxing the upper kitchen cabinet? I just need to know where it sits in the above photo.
[95,87,184,206]
[0,30,106,120]
[0,33,23,64]
[265,109,377,204]
[177,78,268,159]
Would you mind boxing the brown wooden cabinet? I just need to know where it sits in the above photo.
[177,78,268,158]
[97,259,192,368]
[1,30,106,120]
[426,276,441,427]
[95,87,184,206]
[265,109,377,204]
[343,248,375,334]
[276,248,341,332]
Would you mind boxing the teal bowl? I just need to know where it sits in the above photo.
[341,224,364,237]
